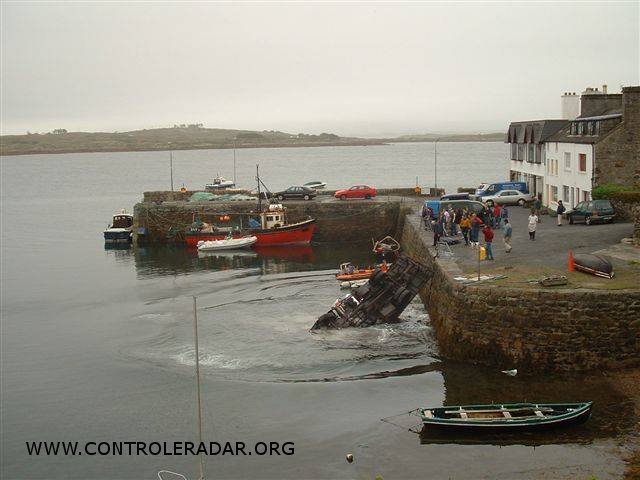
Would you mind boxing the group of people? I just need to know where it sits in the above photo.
[422,202,514,261]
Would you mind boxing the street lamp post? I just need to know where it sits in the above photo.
[168,142,174,192]
[233,138,237,185]
[434,138,439,192]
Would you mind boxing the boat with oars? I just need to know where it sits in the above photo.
[420,402,592,432]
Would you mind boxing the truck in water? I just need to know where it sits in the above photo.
[311,254,432,329]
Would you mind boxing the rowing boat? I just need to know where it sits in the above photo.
[420,402,592,431]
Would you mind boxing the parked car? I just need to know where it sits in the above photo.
[424,199,486,219]
[440,193,470,201]
[483,189,535,206]
[334,185,377,200]
[474,181,529,200]
[274,186,317,201]
[567,199,615,225]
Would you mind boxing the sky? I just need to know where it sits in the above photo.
[1,1,638,137]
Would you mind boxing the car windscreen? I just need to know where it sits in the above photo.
[593,200,613,210]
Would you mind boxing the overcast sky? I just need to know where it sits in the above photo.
[1,1,638,137]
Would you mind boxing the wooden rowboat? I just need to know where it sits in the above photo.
[572,253,614,279]
[420,402,592,432]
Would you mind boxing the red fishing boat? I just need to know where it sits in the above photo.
[185,204,316,247]
[186,166,316,247]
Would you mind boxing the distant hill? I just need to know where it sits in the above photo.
[0,126,504,156]
[389,132,505,143]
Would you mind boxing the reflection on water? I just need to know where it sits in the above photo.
[133,242,376,277]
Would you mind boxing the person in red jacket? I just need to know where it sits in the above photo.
[482,225,495,260]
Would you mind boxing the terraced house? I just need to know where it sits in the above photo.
[507,85,639,210]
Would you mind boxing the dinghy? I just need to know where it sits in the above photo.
[571,253,614,279]
[420,402,592,432]
[197,235,257,252]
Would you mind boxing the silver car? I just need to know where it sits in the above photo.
[483,189,534,206]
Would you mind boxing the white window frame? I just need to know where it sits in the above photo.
[564,152,571,171]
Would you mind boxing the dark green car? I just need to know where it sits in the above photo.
[567,200,615,225]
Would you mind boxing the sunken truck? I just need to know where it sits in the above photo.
[311,254,432,329]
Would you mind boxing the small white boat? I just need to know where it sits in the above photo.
[197,235,257,251]
[103,210,133,244]
[205,176,235,190]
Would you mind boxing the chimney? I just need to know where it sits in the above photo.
[622,86,640,127]
[561,92,580,120]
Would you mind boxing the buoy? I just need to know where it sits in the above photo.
[346,453,354,463]
[568,250,575,272]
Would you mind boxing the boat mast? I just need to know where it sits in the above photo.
[256,164,262,213]
[193,296,205,480]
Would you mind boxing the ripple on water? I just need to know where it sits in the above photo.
[126,271,438,383]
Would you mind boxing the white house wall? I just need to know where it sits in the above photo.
[545,142,593,209]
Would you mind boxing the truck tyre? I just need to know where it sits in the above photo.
[369,270,386,285]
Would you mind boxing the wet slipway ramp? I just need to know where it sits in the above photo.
[124,267,439,383]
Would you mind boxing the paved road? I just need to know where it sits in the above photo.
[415,206,636,273]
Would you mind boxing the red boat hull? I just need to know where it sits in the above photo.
[186,219,316,247]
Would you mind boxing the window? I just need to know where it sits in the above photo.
[583,191,590,201]
[555,142,558,152]
[563,186,570,202]
[564,152,571,171]
[570,123,577,135]
[551,186,558,202]
[511,144,517,160]
[535,144,543,164]
[517,144,525,161]
[528,143,535,163]
[579,153,587,172]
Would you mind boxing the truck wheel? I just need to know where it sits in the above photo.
[369,270,387,285]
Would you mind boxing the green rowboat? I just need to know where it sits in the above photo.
[420,402,592,432]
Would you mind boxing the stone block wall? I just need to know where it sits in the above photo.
[594,86,640,188]
[134,199,407,244]
[400,216,640,372]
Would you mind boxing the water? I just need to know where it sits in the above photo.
[1,143,634,479]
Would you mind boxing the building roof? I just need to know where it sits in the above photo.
[547,114,623,144]
[505,120,567,144]
[575,113,622,121]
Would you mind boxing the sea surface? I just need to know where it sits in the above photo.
[1,142,634,479]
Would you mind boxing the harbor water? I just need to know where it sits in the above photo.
[1,142,634,479]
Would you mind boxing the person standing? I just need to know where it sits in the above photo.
[528,210,538,240]
[460,214,471,246]
[534,194,543,222]
[482,225,495,260]
[450,208,458,236]
[493,203,502,228]
[432,215,443,246]
[501,204,509,223]
[471,213,483,247]
[503,219,513,253]
[556,200,566,226]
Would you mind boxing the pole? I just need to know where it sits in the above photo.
[477,243,481,281]
[256,165,262,213]
[193,297,205,480]
[233,139,237,185]
[434,139,439,192]
[170,150,174,192]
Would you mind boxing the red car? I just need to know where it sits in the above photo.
[334,185,377,200]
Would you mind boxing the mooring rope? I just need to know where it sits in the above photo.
[380,408,423,433]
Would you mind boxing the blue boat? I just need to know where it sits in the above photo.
[420,402,592,432]
[103,210,133,244]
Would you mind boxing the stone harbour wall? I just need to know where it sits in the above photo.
[134,199,410,244]
[400,216,640,372]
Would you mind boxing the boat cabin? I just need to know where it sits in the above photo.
[111,212,133,228]
[260,204,287,229]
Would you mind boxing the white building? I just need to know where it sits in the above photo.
[545,112,623,209]
[506,85,625,209]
